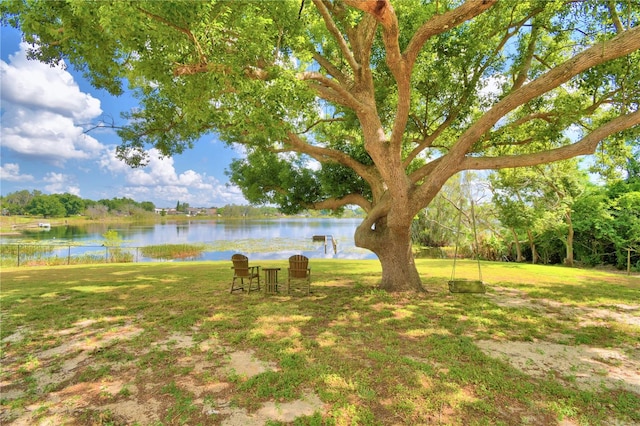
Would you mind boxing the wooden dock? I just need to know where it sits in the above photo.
[312,235,338,254]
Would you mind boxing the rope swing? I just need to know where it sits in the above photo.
[449,173,486,294]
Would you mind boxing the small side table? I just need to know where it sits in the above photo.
[263,268,281,294]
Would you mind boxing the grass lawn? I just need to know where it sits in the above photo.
[1,259,638,425]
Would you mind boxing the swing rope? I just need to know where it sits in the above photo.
[470,197,483,283]
[450,206,463,282]
[450,175,483,283]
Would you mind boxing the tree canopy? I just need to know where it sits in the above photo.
[2,0,638,291]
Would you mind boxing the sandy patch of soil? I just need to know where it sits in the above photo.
[479,287,640,395]
[487,287,640,327]
[476,340,640,393]
[220,391,324,426]
[1,321,325,425]
[224,350,280,378]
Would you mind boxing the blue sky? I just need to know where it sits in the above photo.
[1,26,247,208]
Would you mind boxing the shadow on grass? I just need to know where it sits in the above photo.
[1,261,638,425]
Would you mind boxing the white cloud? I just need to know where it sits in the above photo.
[43,172,80,195]
[98,147,245,207]
[0,163,34,182]
[1,110,103,162]
[1,43,101,119]
[0,42,105,164]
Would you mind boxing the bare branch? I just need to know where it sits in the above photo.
[344,0,409,149]
[80,115,123,134]
[404,115,456,167]
[312,0,360,73]
[460,109,640,170]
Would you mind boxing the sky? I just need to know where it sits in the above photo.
[1,26,248,208]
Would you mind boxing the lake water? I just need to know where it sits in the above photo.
[2,218,377,261]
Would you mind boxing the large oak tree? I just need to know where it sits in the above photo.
[3,0,639,291]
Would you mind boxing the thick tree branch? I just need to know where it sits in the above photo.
[344,0,408,156]
[460,109,640,170]
[312,52,349,86]
[312,0,360,73]
[350,13,378,85]
[285,131,379,186]
[404,0,497,69]
[512,23,539,90]
[408,157,444,185]
[450,25,640,159]
[297,71,362,110]
[356,199,391,235]
[607,1,625,33]
[344,0,401,74]
[309,193,372,212]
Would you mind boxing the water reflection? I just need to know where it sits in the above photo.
[3,218,377,261]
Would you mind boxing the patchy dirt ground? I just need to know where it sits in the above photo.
[1,287,638,425]
[482,287,640,396]
[1,320,324,425]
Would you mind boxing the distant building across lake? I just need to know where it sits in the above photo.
[154,207,218,216]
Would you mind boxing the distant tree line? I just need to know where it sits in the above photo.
[0,191,156,218]
[0,191,365,220]
[215,204,363,218]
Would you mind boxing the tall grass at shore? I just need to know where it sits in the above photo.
[140,243,208,260]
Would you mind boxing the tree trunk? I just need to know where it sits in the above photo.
[526,229,538,264]
[355,220,424,292]
[564,210,574,267]
[511,228,524,262]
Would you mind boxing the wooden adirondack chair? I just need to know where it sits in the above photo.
[287,255,311,295]
[230,254,260,293]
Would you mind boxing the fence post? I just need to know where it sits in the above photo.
[17,244,20,267]
[68,245,71,265]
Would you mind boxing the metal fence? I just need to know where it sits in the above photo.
[1,244,149,267]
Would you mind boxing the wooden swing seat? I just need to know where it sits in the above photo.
[448,279,486,293]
